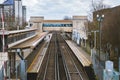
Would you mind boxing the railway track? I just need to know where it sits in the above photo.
[57,34,88,80]
[37,34,56,80]
[56,33,68,80]
[36,32,89,80]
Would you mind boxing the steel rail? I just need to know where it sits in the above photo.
[60,34,84,80]
[62,34,89,80]
[56,33,69,80]
[61,49,71,80]
[43,44,52,80]
[55,33,60,80]
[43,35,56,80]
[64,46,84,80]
[57,34,71,80]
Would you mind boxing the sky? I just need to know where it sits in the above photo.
[0,0,120,20]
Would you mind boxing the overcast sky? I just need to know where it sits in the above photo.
[0,0,120,20]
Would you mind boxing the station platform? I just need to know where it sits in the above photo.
[5,32,50,80]
[66,40,91,67]
[11,32,48,49]
[7,28,37,48]
[9,32,48,60]
[27,34,52,73]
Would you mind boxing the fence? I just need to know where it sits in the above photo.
[0,60,27,80]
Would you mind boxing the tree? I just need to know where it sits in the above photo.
[91,0,110,11]
[88,0,110,21]
[88,0,110,47]
[89,0,120,68]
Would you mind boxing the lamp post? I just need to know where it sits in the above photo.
[17,0,20,30]
[91,30,99,49]
[0,5,5,52]
[97,14,104,61]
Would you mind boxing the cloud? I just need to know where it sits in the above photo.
[0,0,120,20]
[103,0,120,7]
[24,0,92,20]
[0,0,4,3]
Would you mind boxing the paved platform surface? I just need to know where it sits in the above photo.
[11,32,48,49]
[66,40,91,67]
[14,32,48,60]
[27,34,52,73]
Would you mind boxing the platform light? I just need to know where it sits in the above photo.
[96,14,104,61]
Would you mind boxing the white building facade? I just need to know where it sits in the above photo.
[29,16,88,43]
[14,0,23,28]
[72,16,88,46]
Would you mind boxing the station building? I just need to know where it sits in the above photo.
[29,16,88,46]
[0,15,88,78]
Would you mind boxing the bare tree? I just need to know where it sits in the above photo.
[88,0,110,21]
[88,0,120,68]
[87,0,111,52]
[91,0,110,11]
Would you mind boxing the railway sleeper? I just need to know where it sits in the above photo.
[69,72,79,74]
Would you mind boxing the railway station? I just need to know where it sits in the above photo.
[1,0,120,80]
[0,15,95,80]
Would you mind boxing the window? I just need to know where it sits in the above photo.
[43,23,73,27]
